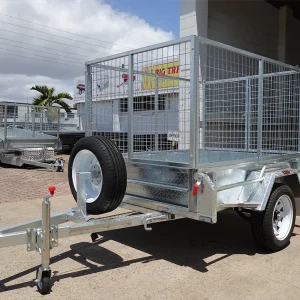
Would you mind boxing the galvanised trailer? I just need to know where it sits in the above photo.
[0,103,64,171]
[1,35,300,294]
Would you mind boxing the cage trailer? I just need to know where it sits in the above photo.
[0,103,64,171]
[1,35,300,294]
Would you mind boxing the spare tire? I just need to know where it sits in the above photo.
[68,136,127,215]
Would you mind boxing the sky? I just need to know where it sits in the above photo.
[0,0,179,105]
[107,0,179,36]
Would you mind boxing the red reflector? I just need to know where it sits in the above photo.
[192,183,200,196]
[282,170,290,175]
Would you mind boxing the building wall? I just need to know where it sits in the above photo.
[180,0,208,38]
[286,16,300,66]
[180,0,300,67]
[208,0,279,59]
[77,93,180,135]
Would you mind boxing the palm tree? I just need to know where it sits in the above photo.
[30,85,73,112]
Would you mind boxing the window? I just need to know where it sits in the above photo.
[158,94,166,110]
[133,134,177,152]
[67,112,75,119]
[120,98,128,113]
[134,96,154,111]
[120,94,166,113]
[7,105,18,118]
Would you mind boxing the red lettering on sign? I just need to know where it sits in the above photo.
[155,68,165,75]
[167,66,180,75]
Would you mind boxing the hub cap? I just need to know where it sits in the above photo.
[273,195,293,241]
[72,150,103,203]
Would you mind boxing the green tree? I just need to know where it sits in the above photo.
[30,85,73,112]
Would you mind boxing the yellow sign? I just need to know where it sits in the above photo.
[142,61,179,90]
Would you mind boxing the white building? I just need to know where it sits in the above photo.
[74,62,181,152]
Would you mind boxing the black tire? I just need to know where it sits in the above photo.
[37,277,51,295]
[251,185,296,252]
[36,269,51,295]
[68,136,127,215]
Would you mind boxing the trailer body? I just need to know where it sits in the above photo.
[0,103,63,169]
[84,35,300,223]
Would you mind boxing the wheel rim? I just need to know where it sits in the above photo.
[72,150,103,203]
[273,195,293,241]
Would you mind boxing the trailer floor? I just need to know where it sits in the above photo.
[0,192,300,299]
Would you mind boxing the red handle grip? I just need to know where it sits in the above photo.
[48,186,56,195]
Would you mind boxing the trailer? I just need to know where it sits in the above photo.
[0,103,64,171]
[1,35,300,294]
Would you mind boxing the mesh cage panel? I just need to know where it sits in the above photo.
[84,36,300,167]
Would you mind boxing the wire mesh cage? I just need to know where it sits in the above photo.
[0,103,61,135]
[0,103,61,153]
[85,36,300,168]
[199,43,300,165]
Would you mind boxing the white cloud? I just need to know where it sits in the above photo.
[0,74,73,104]
[0,0,174,104]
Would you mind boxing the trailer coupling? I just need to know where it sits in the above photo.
[0,172,172,294]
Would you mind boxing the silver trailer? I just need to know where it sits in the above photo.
[0,103,64,170]
[1,35,300,294]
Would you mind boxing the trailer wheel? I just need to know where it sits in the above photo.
[36,269,51,295]
[68,136,127,215]
[37,277,51,295]
[251,185,295,251]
